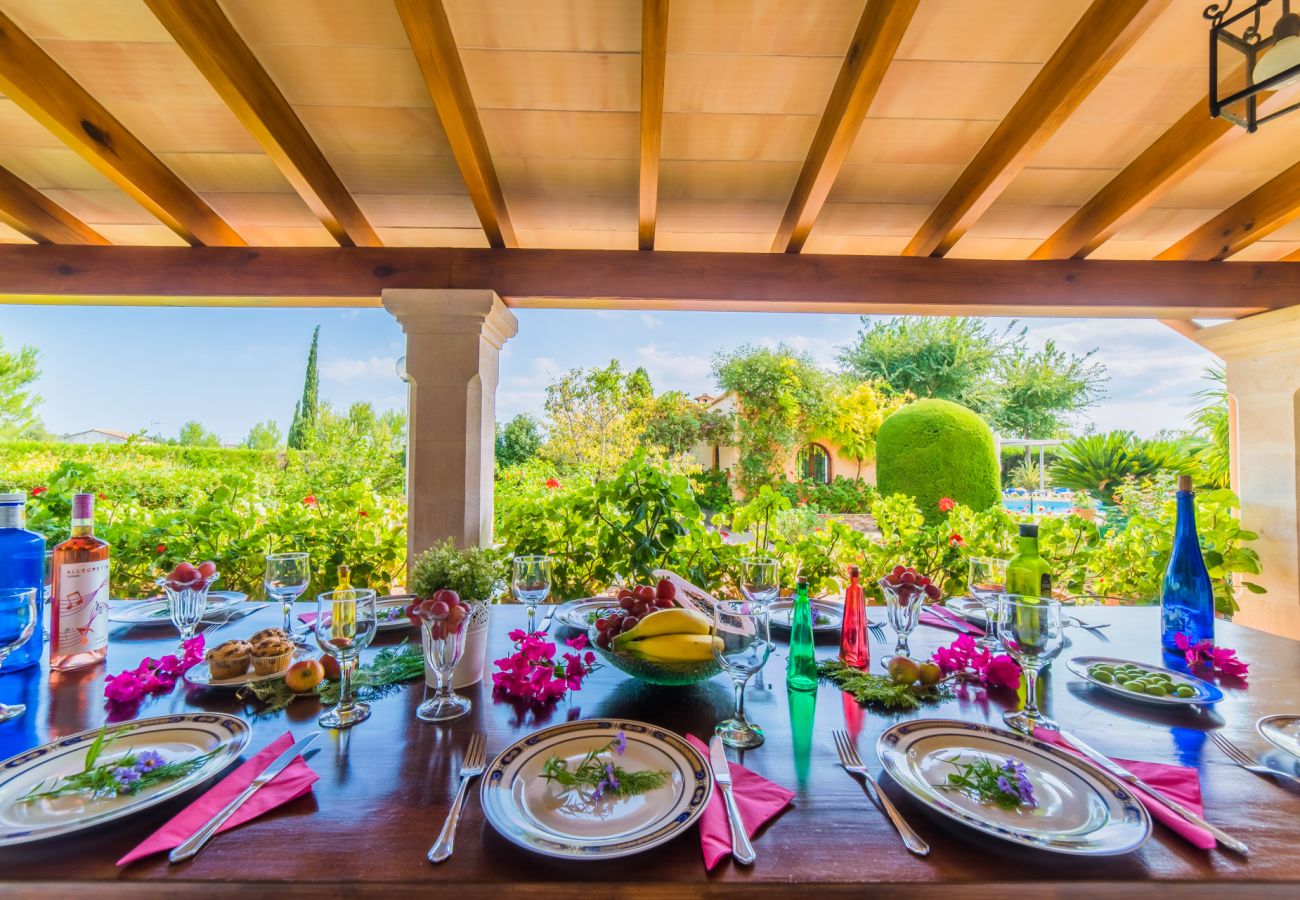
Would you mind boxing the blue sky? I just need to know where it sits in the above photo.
[0,304,1218,444]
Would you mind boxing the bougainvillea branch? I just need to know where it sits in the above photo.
[491,630,596,707]
[1174,632,1249,679]
[931,634,1022,690]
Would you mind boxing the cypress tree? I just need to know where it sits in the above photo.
[288,326,321,449]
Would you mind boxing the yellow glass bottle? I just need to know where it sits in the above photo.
[332,564,356,640]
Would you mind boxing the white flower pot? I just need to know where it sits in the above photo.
[424,602,491,690]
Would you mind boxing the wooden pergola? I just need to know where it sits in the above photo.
[1,0,1299,635]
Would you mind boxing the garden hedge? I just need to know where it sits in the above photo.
[875,399,1000,523]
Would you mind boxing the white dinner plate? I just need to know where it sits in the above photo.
[480,719,712,860]
[183,650,302,690]
[303,595,415,633]
[943,596,988,627]
[552,598,620,631]
[1257,715,1300,762]
[0,713,250,846]
[768,598,844,633]
[878,719,1150,856]
[1067,656,1223,706]
[109,591,247,625]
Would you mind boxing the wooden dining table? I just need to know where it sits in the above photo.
[1,602,1298,898]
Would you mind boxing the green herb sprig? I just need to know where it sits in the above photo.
[540,732,667,801]
[20,726,217,804]
[818,659,952,710]
[239,644,425,714]
[937,756,1038,810]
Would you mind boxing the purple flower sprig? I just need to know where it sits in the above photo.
[539,730,667,802]
[938,756,1038,811]
[19,726,217,804]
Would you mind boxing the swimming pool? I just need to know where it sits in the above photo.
[1003,497,1076,513]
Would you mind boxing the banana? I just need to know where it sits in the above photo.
[612,608,710,650]
[625,633,722,663]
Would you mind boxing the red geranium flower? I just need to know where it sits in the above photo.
[358,509,368,517]
[155,544,167,554]
[30,486,47,496]
[98,493,107,501]
[938,497,955,512]
[302,494,318,506]
[544,478,560,490]
[948,533,965,547]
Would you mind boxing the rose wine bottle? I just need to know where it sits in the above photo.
[50,493,109,670]
[838,565,869,670]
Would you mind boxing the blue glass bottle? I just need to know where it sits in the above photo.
[1161,475,1215,652]
[0,493,46,672]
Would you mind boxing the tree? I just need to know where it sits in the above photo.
[818,380,907,478]
[990,339,1107,457]
[0,336,43,439]
[642,391,732,459]
[287,325,321,449]
[1187,364,1231,489]
[713,345,831,494]
[495,414,542,468]
[177,420,221,447]
[243,419,283,450]
[836,316,1006,411]
[541,361,654,478]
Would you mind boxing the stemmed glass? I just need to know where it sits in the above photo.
[0,588,38,723]
[738,557,780,609]
[417,600,472,722]
[711,600,775,749]
[158,569,218,649]
[995,594,1065,734]
[512,555,552,633]
[265,552,311,644]
[878,577,925,663]
[968,557,1009,650]
[313,589,378,729]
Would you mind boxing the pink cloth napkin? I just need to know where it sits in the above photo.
[920,606,984,636]
[686,733,794,870]
[118,731,319,865]
[298,612,319,625]
[1033,727,1212,850]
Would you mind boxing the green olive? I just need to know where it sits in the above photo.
[1092,670,1114,684]
[1145,684,1168,697]
[1175,685,1196,698]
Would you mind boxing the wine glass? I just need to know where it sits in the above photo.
[0,588,38,723]
[265,552,311,644]
[712,600,774,749]
[995,594,1065,735]
[417,600,472,722]
[878,577,925,663]
[158,569,217,649]
[313,589,378,729]
[512,555,552,632]
[738,557,780,609]
[968,557,1009,650]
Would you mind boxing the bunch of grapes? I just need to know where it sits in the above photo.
[883,564,941,601]
[593,580,678,649]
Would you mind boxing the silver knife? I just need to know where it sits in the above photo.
[169,732,320,863]
[539,605,556,633]
[1056,728,1249,856]
[709,735,756,866]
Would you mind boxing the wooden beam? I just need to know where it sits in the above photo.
[0,165,109,245]
[0,245,1294,320]
[772,0,919,253]
[144,0,380,248]
[1158,160,1300,261]
[903,0,1170,258]
[1159,318,1204,340]
[0,10,245,247]
[638,0,669,251]
[395,0,516,249]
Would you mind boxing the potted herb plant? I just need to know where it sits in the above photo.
[409,539,503,689]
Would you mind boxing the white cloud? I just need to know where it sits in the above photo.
[320,355,399,381]
[756,334,840,369]
[635,344,713,389]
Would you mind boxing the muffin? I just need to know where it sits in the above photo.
[249,627,290,645]
[206,640,252,680]
[251,637,294,676]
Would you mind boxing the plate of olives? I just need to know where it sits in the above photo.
[1067,656,1224,706]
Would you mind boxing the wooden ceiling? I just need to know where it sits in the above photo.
[2,0,1300,277]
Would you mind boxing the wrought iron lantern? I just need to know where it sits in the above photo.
[1207,1,1300,130]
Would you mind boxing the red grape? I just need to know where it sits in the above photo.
[621,615,639,631]
[900,571,917,585]
[595,617,609,632]
[891,565,905,578]
[632,600,648,617]
[619,594,635,611]
[634,585,656,603]
[924,584,941,600]
[617,588,634,602]
[655,596,674,609]
[919,575,931,587]
[596,631,611,649]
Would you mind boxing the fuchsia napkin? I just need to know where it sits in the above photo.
[686,734,794,870]
[117,731,319,865]
[920,606,984,636]
[1033,727,1213,850]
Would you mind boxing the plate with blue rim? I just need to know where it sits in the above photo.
[1067,656,1223,706]
[769,597,844,633]
[0,713,250,846]
[551,597,620,631]
[480,718,712,860]
[108,591,247,626]
[877,719,1150,856]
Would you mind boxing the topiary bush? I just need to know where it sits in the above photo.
[875,399,1000,523]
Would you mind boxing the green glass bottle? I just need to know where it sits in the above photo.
[786,576,818,692]
[1006,523,1052,598]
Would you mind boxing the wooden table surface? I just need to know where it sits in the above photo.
[1,603,1298,898]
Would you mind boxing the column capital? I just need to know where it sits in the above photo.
[1194,305,1300,360]
[382,288,518,349]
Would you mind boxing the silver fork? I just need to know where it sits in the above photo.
[1210,731,1300,787]
[832,730,929,856]
[867,621,887,639]
[428,732,487,863]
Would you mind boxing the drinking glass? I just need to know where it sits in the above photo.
[158,569,217,649]
[512,555,552,632]
[968,557,1009,650]
[712,600,775,749]
[878,577,925,663]
[417,601,472,722]
[995,594,1065,734]
[265,552,311,643]
[313,589,378,729]
[738,557,780,609]
[0,588,38,723]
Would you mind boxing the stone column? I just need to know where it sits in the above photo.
[383,289,518,559]
[1194,307,1300,639]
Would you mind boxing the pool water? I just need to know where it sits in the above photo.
[1003,498,1076,513]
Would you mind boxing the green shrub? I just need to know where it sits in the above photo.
[777,476,877,513]
[875,399,1000,523]
[408,539,504,602]
[689,468,735,515]
[1050,431,1195,505]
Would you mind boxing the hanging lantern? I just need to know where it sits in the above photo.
[1207,1,1300,130]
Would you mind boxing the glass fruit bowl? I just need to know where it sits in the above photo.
[587,625,723,687]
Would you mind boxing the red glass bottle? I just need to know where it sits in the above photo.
[50,493,109,671]
[838,565,869,669]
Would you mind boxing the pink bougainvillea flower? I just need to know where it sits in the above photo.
[104,636,204,708]
[302,494,318,506]
[492,629,596,708]
[930,634,1020,690]
[948,533,965,547]
[938,497,955,512]
[544,478,561,490]
[1174,632,1249,679]
[984,655,1022,690]
[30,486,47,496]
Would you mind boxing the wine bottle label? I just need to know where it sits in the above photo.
[56,559,109,655]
